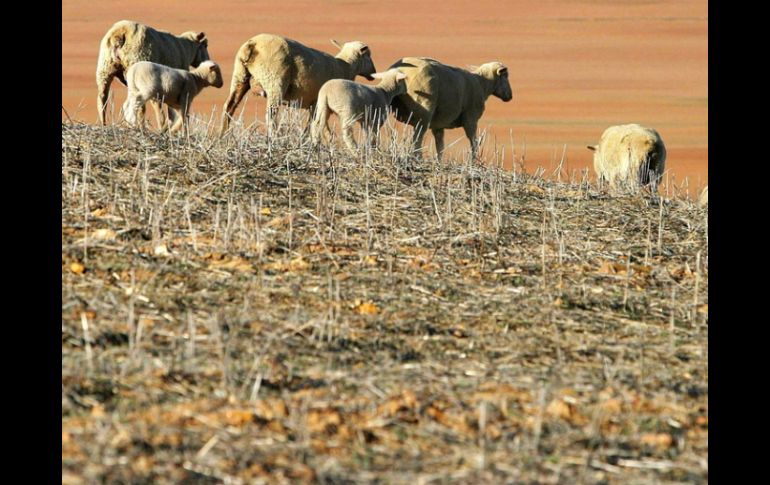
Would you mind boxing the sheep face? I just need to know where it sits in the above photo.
[342,41,376,81]
[372,69,407,97]
[182,31,211,67]
[489,62,513,102]
[202,61,224,88]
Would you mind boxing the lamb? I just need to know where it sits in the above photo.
[587,124,667,192]
[221,35,377,134]
[96,20,211,125]
[388,57,513,160]
[122,61,224,135]
[311,68,408,153]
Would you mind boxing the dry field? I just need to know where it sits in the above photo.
[62,0,708,189]
[62,115,708,483]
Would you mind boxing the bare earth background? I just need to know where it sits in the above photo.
[62,0,707,187]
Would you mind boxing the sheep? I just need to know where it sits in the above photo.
[221,35,377,134]
[388,57,513,161]
[587,124,667,192]
[96,20,210,126]
[122,61,224,135]
[311,68,408,153]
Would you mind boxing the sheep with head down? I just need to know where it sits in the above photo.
[122,60,223,135]
[388,57,513,161]
[311,68,408,153]
[587,124,667,192]
[221,35,377,134]
[96,20,211,126]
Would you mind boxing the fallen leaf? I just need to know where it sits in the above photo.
[90,404,106,418]
[209,256,253,273]
[599,398,623,415]
[307,408,342,435]
[356,301,379,315]
[131,455,154,474]
[260,207,272,216]
[90,207,108,217]
[267,215,292,228]
[525,184,545,195]
[290,257,309,271]
[69,262,85,275]
[546,398,587,425]
[154,244,170,256]
[640,432,674,449]
[546,399,572,420]
[91,228,116,241]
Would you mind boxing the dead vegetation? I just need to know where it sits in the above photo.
[62,114,708,484]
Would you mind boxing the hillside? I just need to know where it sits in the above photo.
[62,120,708,484]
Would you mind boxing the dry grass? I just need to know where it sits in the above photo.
[62,112,708,485]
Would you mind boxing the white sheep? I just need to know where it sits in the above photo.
[311,68,408,153]
[388,57,513,160]
[587,124,667,192]
[122,61,224,135]
[96,20,210,126]
[221,35,377,134]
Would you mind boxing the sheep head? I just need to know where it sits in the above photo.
[477,62,513,102]
[200,61,224,88]
[182,31,211,67]
[334,40,376,81]
[371,69,407,96]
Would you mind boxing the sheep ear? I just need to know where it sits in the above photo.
[196,32,207,42]
[587,145,597,151]
[359,45,369,54]
[330,39,342,49]
[497,66,508,76]
[396,72,407,80]
[370,72,384,79]
[209,64,217,71]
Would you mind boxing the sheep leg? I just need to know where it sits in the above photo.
[302,104,316,137]
[342,121,358,154]
[96,69,118,126]
[150,99,168,132]
[166,108,179,134]
[169,108,185,134]
[310,107,330,146]
[222,81,249,132]
[265,92,282,138]
[463,122,479,161]
[123,95,144,130]
[411,122,428,157]
[432,129,445,162]
[367,115,386,151]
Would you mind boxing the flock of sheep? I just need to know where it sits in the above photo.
[96,20,674,194]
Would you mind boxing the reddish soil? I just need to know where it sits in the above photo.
[62,0,707,186]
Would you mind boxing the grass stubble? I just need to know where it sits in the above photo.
[62,106,708,484]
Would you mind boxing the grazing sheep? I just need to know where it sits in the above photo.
[587,124,667,192]
[311,68,408,153]
[388,57,513,160]
[96,20,211,125]
[221,35,377,134]
[122,61,224,135]
[699,186,708,207]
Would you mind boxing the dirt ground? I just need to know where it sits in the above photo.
[62,121,708,483]
[62,0,707,188]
